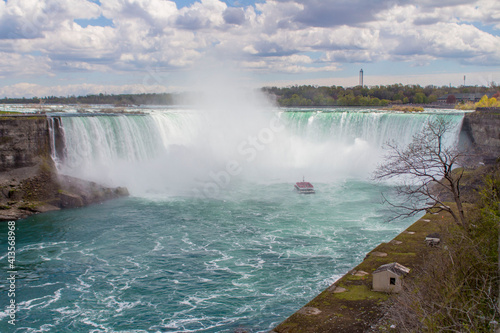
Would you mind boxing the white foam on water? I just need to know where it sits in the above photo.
[159,314,244,333]
[234,258,265,270]
[30,282,62,289]
[152,238,165,252]
[80,317,107,330]
[102,296,143,313]
[125,256,142,268]
[75,268,93,292]
[37,324,56,332]
[0,309,9,321]
[53,306,81,316]
[17,288,63,311]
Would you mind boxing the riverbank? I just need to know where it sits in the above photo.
[271,211,452,333]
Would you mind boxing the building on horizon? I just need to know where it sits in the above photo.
[359,69,363,87]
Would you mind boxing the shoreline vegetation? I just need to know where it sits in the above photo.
[384,105,425,112]
[455,95,500,110]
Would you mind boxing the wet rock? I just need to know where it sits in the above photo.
[115,187,129,196]
[58,191,84,208]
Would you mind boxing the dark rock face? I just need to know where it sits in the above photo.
[0,116,51,172]
[462,109,500,164]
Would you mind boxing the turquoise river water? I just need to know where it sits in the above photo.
[0,107,465,332]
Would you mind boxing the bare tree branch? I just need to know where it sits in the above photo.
[374,117,470,229]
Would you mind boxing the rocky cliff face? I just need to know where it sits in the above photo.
[0,115,128,221]
[0,115,51,172]
[462,108,500,164]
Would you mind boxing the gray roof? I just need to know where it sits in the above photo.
[373,262,410,276]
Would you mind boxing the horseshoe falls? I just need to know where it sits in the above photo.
[0,108,464,332]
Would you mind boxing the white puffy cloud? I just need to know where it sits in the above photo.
[175,0,226,29]
[102,0,178,24]
[0,0,499,96]
[371,3,500,65]
[0,52,52,78]
[0,0,100,39]
[242,53,339,74]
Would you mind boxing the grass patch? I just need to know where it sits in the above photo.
[334,285,389,302]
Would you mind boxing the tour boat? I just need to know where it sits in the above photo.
[294,178,315,194]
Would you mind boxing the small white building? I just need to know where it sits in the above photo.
[372,262,410,293]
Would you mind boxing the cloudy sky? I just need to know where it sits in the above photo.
[0,0,499,97]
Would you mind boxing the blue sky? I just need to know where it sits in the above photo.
[0,0,499,97]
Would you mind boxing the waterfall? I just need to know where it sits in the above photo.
[280,110,463,148]
[47,116,66,166]
[50,109,465,196]
[263,110,464,181]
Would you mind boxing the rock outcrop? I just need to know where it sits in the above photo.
[0,115,51,172]
[0,163,129,221]
[461,108,500,164]
[0,115,128,221]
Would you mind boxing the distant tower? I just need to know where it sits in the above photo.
[359,69,364,87]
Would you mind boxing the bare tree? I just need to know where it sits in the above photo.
[374,117,469,229]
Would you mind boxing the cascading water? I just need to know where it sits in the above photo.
[51,112,205,195]
[47,116,65,166]
[271,110,464,180]
[51,109,464,196]
[3,107,466,333]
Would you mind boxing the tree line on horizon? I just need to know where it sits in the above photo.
[0,84,498,107]
[0,92,182,106]
[262,83,499,107]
